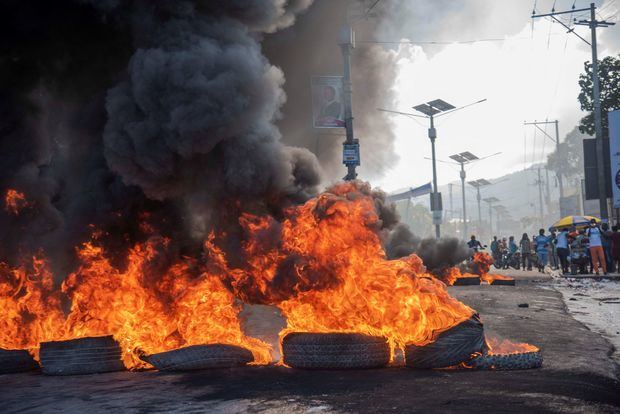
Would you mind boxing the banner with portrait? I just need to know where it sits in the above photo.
[311,76,345,128]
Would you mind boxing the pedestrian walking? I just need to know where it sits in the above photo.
[534,229,551,272]
[556,228,570,274]
[586,218,607,275]
[519,233,532,271]
[549,230,559,270]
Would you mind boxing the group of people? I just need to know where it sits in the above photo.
[485,219,620,275]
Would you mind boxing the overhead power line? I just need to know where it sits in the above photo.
[358,37,526,45]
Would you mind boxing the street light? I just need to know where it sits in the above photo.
[449,151,479,240]
[423,151,500,240]
[468,178,492,228]
[493,204,509,236]
[483,196,500,236]
[379,98,487,239]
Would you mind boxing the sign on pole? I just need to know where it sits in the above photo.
[311,76,345,128]
[342,140,360,166]
[609,109,620,208]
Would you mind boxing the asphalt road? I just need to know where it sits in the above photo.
[1,278,619,414]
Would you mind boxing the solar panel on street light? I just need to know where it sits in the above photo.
[412,103,441,116]
[483,197,499,203]
[427,99,456,112]
[449,154,468,163]
[449,151,479,164]
[468,178,492,188]
[459,151,479,161]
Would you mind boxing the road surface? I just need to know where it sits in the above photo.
[1,276,619,413]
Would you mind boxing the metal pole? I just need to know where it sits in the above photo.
[405,198,411,228]
[496,210,501,236]
[340,26,357,181]
[590,3,609,219]
[460,162,467,239]
[429,114,441,238]
[488,203,494,235]
[545,167,551,205]
[476,188,482,223]
[449,183,454,223]
[537,167,544,228]
[555,120,564,200]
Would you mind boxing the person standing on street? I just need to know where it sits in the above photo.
[519,233,532,270]
[556,228,570,274]
[586,219,607,275]
[611,225,620,272]
[535,229,551,272]
[601,222,614,273]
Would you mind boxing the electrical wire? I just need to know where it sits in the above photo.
[365,0,382,15]
[356,37,533,45]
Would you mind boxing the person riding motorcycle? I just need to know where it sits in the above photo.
[467,235,483,252]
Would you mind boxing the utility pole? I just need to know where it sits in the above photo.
[536,167,545,228]
[524,120,564,204]
[545,167,551,205]
[460,162,467,239]
[532,3,615,219]
[555,120,564,199]
[483,197,499,237]
[339,26,359,181]
[448,183,454,223]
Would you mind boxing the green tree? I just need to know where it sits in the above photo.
[578,54,620,138]
[546,126,586,179]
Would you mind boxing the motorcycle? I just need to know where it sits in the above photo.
[493,249,520,270]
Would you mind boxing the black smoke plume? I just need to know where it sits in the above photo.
[0,1,321,277]
[263,0,399,181]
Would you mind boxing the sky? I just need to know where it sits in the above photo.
[372,0,620,193]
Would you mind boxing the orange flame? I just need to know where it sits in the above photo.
[0,181,533,369]
[0,238,271,369]
[437,267,479,286]
[471,252,514,285]
[4,189,31,215]
[486,337,539,354]
[0,256,65,357]
[210,182,475,355]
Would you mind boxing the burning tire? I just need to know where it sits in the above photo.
[40,335,125,376]
[470,351,543,370]
[453,277,481,286]
[405,315,487,369]
[0,349,38,374]
[140,344,254,372]
[282,333,390,369]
